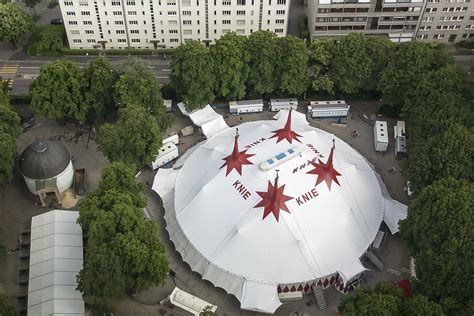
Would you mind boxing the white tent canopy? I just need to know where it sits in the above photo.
[28,210,84,316]
[154,111,407,314]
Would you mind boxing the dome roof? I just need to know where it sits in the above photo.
[19,140,71,179]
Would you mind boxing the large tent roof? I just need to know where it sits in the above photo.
[28,210,84,316]
[154,111,406,313]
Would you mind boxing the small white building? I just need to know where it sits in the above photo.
[151,142,179,170]
[270,98,298,112]
[18,140,74,197]
[229,100,264,115]
[164,100,172,112]
[374,121,389,152]
[308,100,350,118]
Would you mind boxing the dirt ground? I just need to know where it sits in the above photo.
[0,100,410,316]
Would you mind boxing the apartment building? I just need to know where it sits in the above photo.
[308,0,474,43]
[416,0,474,43]
[308,0,424,42]
[59,0,290,49]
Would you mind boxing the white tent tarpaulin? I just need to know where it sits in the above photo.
[188,105,229,139]
[28,210,84,316]
[154,110,407,314]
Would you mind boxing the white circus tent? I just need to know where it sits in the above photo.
[153,111,407,314]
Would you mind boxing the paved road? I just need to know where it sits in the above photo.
[0,57,172,95]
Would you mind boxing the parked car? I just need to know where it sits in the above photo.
[50,18,63,25]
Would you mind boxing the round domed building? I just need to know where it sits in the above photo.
[153,110,408,313]
[18,140,74,199]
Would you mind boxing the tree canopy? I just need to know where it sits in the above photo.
[379,41,434,111]
[0,288,18,316]
[170,40,215,111]
[210,33,249,100]
[0,3,33,47]
[329,32,371,94]
[97,104,163,169]
[84,58,118,117]
[339,281,444,316]
[114,57,172,129]
[0,95,20,185]
[400,178,474,315]
[77,162,169,314]
[308,39,335,95]
[30,60,88,124]
[274,36,308,96]
[365,37,396,93]
[245,31,277,96]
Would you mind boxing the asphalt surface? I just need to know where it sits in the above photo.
[0,57,172,95]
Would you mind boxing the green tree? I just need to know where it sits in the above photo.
[30,60,89,124]
[27,25,65,56]
[275,36,308,96]
[85,58,118,116]
[308,39,335,95]
[402,64,470,121]
[97,104,162,168]
[210,32,249,100]
[400,178,474,314]
[77,162,169,314]
[115,57,172,129]
[24,0,41,15]
[402,295,444,316]
[0,288,18,316]
[0,104,21,139]
[365,37,396,92]
[0,133,16,185]
[77,241,125,315]
[339,281,403,316]
[380,41,433,112]
[404,121,473,193]
[330,32,371,94]
[170,40,214,111]
[0,3,33,48]
[245,31,277,96]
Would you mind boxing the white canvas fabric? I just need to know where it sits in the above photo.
[188,105,229,139]
[28,210,84,316]
[154,111,407,314]
[383,198,408,234]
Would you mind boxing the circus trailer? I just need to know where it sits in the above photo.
[269,98,298,112]
[374,121,389,152]
[308,100,350,119]
[229,100,264,115]
[150,142,179,170]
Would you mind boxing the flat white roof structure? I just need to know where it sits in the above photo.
[229,100,264,114]
[153,111,407,314]
[28,210,85,316]
[164,100,172,112]
[169,287,217,315]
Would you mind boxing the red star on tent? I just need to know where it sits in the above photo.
[255,172,293,222]
[270,110,302,144]
[307,139,341,190]
[220,128,254,176]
